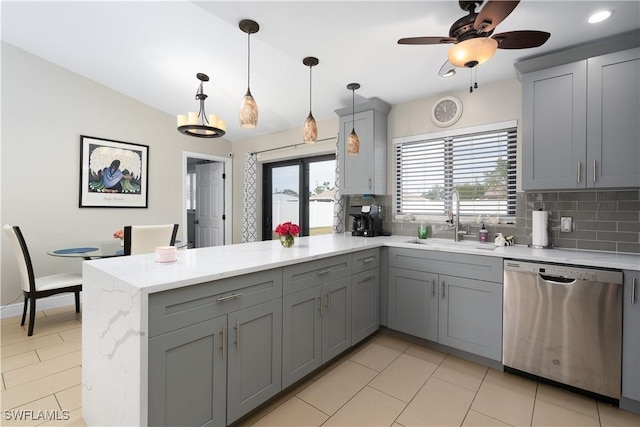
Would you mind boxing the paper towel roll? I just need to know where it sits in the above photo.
[532,210,549,248]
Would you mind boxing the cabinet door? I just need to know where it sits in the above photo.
[352,268,379,345]
[339,109,375,194]
[522,61,587,190]
[587,48,640,188]
[388,267,438,341]
[227,299,282,424]
[622,270,640,407]
[322,277,352,363]
[148,316,227,427]
[438,275,503,361]
[282,286,322,388]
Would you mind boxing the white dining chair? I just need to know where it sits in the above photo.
[3,224,82,336]
[123,224,179,255]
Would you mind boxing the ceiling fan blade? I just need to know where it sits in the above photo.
[438,60,457,77]
[493,31,551,49]
[474,0,520,33]
[398,36,455,45]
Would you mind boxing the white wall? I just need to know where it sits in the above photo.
[1,43,232,305]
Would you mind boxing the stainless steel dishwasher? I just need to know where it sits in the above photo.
[503,260,623,399]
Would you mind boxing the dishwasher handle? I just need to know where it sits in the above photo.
[539,273,577,285]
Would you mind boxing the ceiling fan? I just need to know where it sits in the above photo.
[398,0,550,72]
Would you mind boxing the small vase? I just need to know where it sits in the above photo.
[280,234,295,248]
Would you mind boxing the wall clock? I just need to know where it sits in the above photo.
[431,96,462,127]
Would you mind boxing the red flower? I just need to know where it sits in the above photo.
[113,229,124,239]
[275,222,300,237]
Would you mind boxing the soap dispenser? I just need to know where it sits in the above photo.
[479,223,489,242]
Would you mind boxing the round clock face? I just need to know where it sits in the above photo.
[431,96,462,127]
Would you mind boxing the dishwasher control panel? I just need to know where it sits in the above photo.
[504,260,622,284]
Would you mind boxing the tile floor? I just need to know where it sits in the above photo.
[1,305,639,427]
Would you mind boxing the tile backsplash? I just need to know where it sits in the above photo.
[359,189,640,254]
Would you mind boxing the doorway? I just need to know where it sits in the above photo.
[182,151,232,248]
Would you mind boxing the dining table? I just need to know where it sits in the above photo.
[48,240,187,260]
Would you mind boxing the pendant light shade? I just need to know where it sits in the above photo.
[177,73,226,138]
[239,19,259,129]
[302,56,319,144]
[347,83,360,155]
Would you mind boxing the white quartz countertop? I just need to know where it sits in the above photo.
[85,234,640,293]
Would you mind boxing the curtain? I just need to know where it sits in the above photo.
[242,152,258,242]
[333,134,346,233]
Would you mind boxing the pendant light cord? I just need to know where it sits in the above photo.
[351,88,356,132]
[309,65,313,114]
[247,31,251,89]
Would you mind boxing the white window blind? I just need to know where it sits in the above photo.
[186,172,196,210]
[394,122,517,217]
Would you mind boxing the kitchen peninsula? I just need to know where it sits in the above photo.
[82,234,640,426]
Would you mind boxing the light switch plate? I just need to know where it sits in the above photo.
[561,216,573,232]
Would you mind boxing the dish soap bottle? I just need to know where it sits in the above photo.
[479,223,489,242]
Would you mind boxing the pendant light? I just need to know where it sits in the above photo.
[302,57,319,143]
[346,83,360,155]
[177,73,226,138]
[239,19,259,128]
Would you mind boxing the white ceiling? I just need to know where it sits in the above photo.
[2,1,639,142]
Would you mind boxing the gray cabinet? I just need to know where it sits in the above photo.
[522,47,640,190]
[335,98,391,195]
[148,269,283,426]
[282,256,352,388]
[622,270,640,413]
[387,248,503,361]
[351,249,380,345]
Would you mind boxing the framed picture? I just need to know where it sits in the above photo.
[79,135,149,208]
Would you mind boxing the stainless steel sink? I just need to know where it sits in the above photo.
[406,238,496,251]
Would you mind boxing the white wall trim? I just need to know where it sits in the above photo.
[0,294,79,319]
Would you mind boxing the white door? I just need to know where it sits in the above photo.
[195,162,224,248]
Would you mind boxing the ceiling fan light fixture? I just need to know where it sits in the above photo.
[447,37,498,68]
[588,9,613,24]
[239,19,259,129]
[303,56,319,144]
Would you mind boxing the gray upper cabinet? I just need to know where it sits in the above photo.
[622,270,640,412]
[522,47,640,190]
[335,98,391,195]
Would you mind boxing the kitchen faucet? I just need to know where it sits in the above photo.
[447,190,467,242]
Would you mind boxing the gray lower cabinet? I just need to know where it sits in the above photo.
[622,270,640,412]
[352,248,380,345]
[388,267,438,341]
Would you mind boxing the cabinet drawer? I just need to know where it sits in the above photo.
[283,255,351,295]
[352,248,380,275]
[388,248,502,283]
[149,268,282,337]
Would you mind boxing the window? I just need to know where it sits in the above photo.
[394,121,517,218]
[186,172,196,210]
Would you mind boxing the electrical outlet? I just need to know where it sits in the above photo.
[561,217,573,232]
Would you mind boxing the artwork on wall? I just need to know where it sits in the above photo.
[79,135,149,208]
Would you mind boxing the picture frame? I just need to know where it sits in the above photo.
[79,135,149,208]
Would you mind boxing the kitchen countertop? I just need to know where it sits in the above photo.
[85,233,640,294]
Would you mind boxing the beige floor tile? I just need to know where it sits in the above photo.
[349,341,402,372]
[4,350,81,388]
[397,377,475,427]
[36,338,82,361]
[1,350,40,373]
[324,385,405,427]
[0,394,60,427]
[432,355,487,392]
[598,401,640,427]
[297,359,377,415]
[369,353,438,402]
[471,369,537,427]
[249,396,328,427]
[42,305,79,318]
[404,343,447,365]
[462,410,511,426]
[0,366,81,410]
[532,399,599,426]
[58,327,81,342]
[372,332,412,353]
[1,319,80,346]
[1,312,45,327]
[56,384,82,412]
[1,334,64,359]
[39,408,86,427]
[536,382,598,418]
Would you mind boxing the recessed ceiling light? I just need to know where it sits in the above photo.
[588,9,613,24]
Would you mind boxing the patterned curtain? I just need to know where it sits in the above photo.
[333,134,346,233]
[242,152,258,242]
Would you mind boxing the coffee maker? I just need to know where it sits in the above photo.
[349,205,383,237]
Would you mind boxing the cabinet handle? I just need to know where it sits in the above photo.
[216,292,243,302]
[325,292,331,311]
[221,325,226,359]
[442,281,446,299]
[593,160,597,183]
[317,267,335,276]
[360,273,375,283]
[432,279,436,297]
[368,177,372,189]
[633,278,637,305]
[319,292,323,317]
[577,161,582,184]
[362,257,375,264]
[234,321,240,351]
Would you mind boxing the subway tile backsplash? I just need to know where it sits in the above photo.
[375,189,640,254]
